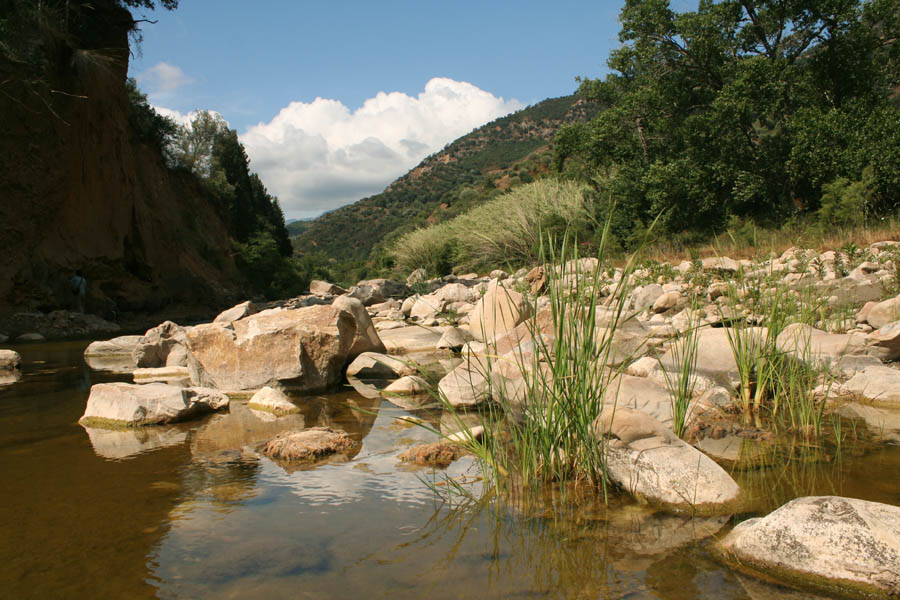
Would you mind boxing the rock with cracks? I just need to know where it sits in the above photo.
[718,496,900,599]
[593,407,741,514]
[79,382,229,427]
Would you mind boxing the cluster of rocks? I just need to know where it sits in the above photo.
[52,242,900,596]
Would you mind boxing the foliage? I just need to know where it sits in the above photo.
[557,0,900,245]
[817,170,874,228]
[125,77,176,152]
[390,179,595,274]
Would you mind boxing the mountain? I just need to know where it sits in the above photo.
[292,94,599,271]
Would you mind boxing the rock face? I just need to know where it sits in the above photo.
[79,382,229,427]
[0,349,21,370]
[719,496,900,598]
[186,299,383,392]
[262,427,360,464]
[132,321,188,368]
[468,283,531,342]
[593,407,741,514]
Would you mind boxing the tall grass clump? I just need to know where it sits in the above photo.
[658,306,700,439]
[391,179,594,275]
[431,223,644,503]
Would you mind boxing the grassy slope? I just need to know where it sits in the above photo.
[292,94,598,266]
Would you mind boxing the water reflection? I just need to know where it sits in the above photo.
[83,423,191,460]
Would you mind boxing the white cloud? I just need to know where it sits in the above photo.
[137,61,194,95]
[240,78,524,219]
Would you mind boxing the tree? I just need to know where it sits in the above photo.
[557,0,900,243]
[170,111,229,177]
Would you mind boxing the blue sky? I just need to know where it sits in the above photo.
[129,0,627,219]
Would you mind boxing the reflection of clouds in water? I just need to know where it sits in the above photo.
[261,405,478,507]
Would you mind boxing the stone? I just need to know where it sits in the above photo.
[16,332,44,342]
[83,335,142,357]
[436,326,474,351]
[0,349,21,370]
[863,295,900,329]
[379,325,445,354]
[468,282,531,342]
[658,327,750,390]
[864,320,900,361]
[603,374,677,429]
[593,407,741,514]
[400,295,418,316]
[261,427,360,464]
[437,363,490,408]
[349,278,408,306]
[633,284,664,312]
[346,352,415,379]
[777,323,886,367]
[398,442,465,467]
[213,300,258,323]
[837,403,900,443]
[652,290,681,314]
[701,256,740,272]
[718,496,900,598]
[132,366,191,386]
[843,365,900,406]
[132,321,188,368]
[309,279,347,296]
[409,293,445,321]
[79,382,229,427]
[248,386,300,415]
[434,282,475,304]
[186,300,383,392]
[383,375,430,396]
[406,269,427,286]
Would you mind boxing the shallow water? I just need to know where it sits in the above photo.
[2,341,899,599]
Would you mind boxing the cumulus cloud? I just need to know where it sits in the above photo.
[137,61,194,95]
[240,78,524,219]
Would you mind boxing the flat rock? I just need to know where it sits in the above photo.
[379,325,446,354]
[79,382,229,427]
[262,427,360,465]
[346,352,415,379]
[247,386,300,415]
[132,366,191,386]
[593,407,741,514]
[83,335,142,357]
[719,496,900,598]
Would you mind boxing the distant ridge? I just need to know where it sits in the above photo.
[293,94,598,267]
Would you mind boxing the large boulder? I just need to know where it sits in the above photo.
[861,295,900,329]
[309,279,347,296]
[719,496,900,598]
[132,321,188,368]
[468,282,531,342]
[83,335,142,357]
[78,382,229,427]
[186,299,383,392]
[593,407,741,514]
[777,323,886,367]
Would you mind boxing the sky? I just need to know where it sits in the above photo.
[129,1,627,220]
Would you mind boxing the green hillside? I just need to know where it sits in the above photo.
[292,94,598,277]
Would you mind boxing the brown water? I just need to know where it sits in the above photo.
[2,341,899,599]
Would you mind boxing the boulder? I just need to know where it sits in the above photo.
[468,282,531,342]
[777,323,886,367]
[79,382,229,427]
[261,427,360,464]
[346,352,415,379]
[213,301,258,323]
[652,291,682,314]
[632,284,664,312]
[0,349,21,370]
[83,335,142,357]
[843,365,900,406]
[593,407,741,514]
[658,327,748,390]
[379,325,445,354]
[16,333,44,342]
[409,293,445,321]
[436,326,474,351]
[862,295,900,329]
[438,363,490,408]
[718,496,900,598]
[864,321,900,361]
[701,256,740,272]
[837,403,900,443]
[132,321,188,368]
[186,300,383,392]
[349,278,408,306]
[309,279,347,296]
[247,386,300,416]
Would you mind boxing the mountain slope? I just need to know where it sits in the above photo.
[293,94,598,268]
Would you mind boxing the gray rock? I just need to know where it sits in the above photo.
[132,321,188,368]
[632,284,664,312]
[16,332,44,342]
[79,382,229,427]
[719,496,900,598]
[593,407,741,514]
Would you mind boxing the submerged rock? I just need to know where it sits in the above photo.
[262,427,360,464]
[79,382,229,427]
[593,407,741,514]
[247,386,300,416]
[398,441,465,467]
[719,496,900,598]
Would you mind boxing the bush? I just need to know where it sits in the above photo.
[818,173,872,228]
